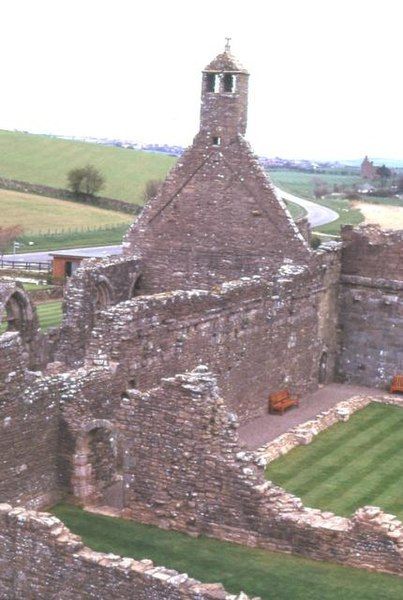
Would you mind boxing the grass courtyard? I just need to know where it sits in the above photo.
[36,300,63,330]
[265,402,403,520]
[0,299,62,334]
[52,504,403,600]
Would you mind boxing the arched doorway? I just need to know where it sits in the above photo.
[129,275,143,298]
[72,421,124,509]
[0,289,36,344]
[319,351,328,384]
[94,279,114,311]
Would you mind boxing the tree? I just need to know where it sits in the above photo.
[0,225,24,258]
[376,164,392,187]
[67,164,105,196]
[312,177,329,200]
[397,176,403,193]
[143,179,162,202]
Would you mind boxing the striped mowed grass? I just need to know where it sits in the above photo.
[36,301,63,330]
[265,402,403,520]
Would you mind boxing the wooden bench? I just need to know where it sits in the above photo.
[390,375,403,394]
[268,389,299,415]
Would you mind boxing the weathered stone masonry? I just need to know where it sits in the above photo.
[86,265,328,423]
[0,504,253,600]
[1,46,403,595]
[339,226,403,387]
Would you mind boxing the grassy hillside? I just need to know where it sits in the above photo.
[0,130,176,204]
[0,189,132,233]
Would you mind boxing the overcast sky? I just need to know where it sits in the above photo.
[1,0,402,159]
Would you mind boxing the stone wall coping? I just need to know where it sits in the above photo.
[0,503,256,599]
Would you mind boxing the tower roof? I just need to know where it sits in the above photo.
[203,50,248,74]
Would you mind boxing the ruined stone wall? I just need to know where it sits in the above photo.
[314,242,342,383]
[124,136,310,295]
[111,370,403,576]
[0,505,251,600]
[0,333,61,508]
[56,255,141,366]
[86,266,322,423]
[338,226,403,387]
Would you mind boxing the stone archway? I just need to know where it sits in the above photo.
[94,277,114,311]
[128,275,143,298]
[319,351,328,384]
[72,420,124,509]
[1,289,34,339]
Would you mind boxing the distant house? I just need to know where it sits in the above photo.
[361,156,378,180]
[50,246,122,279]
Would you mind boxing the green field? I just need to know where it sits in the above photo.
[270,169,361,200]
[0,189,133,233]
[313,196,364,235]
[17,224,130,252]
[36,301,63,329]
[51,504,403,600]
[284,199,306,220]
[266,403,403,520]
[0,130,175,204]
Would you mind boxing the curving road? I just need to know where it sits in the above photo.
[275,187,339,228]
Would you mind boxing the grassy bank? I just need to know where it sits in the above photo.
[0,188,133,232]
[266,402,403,520]
[17,223,130,252]
[52,504,403,600]
[0,130,175,204]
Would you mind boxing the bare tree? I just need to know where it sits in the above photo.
[0,225,24,258]
[67,165,105,196]
[143,179,163,203]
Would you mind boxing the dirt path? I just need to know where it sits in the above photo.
[352,201,403,229]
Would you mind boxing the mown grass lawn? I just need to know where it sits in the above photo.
[36,300,63,329]
[0,129,175,204]
[52,504,403,600]
[266,402,403,520]
[0,300,62,335]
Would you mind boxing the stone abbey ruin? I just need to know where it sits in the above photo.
[0,47,403,598]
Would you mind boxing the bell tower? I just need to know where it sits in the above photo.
[199,40,249,146]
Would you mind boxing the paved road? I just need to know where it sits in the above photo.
[275,187,339,228]
[3,245,122,263]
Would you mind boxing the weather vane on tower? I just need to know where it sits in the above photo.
[225,37,231,52]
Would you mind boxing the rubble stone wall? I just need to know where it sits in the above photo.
[0,504,252,600]
[113,371,403,576]
[339,226,403,387]
[86,267,322,422]
[124,137,310,294]
[0,334,61,508]
[56,255,142,366]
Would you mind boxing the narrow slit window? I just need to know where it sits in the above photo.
[212,136,221,146]
[206,73,219,93]
[223,73,235,92]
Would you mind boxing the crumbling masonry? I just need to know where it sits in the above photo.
[1,47,403,597]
